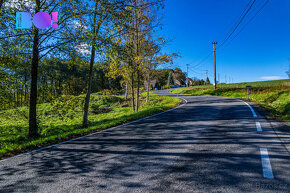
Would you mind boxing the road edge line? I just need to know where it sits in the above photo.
[256,122,262,132]
[242,100,257,118]
[260,148,274,179]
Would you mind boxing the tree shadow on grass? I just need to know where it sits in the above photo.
[0,96,289,192]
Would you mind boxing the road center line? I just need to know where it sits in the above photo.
[256,122,262,132]
[243,101,257,117]
[260,148,274,179]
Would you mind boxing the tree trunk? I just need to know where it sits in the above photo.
[125,82,128,100]
[24,70,27,105]
[51,77,55,97]
[21,84,23,106]
[58,79,61,95]
[82,44,96,128]
[82,2,98,128]
[45,74,48,100]
[146,72,150,102]
[15,77,18,107]
[13,90,15,107]
[24,71,27,105]
[136,71,140,112]
[131,72,135,112]
[28,0,40,138]
[28,3,40,138]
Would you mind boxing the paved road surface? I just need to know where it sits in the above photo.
[0,89,289,192]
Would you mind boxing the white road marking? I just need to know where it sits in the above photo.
[260,148,274,179]
[256,122,262,132]
[180,98,188,103]
[243,101,257,117]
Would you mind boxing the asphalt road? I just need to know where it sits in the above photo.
[0,89,289,192]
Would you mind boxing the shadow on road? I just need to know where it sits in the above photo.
[0,96,289,192]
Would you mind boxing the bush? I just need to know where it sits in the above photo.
[161,85,172,90]
[90,95,123,110]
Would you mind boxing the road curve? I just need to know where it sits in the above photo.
[0,89,289,192]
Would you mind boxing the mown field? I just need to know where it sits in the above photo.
[0,93,181,158]
[171,79,290,121]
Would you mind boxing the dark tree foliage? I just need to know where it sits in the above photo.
[206,77,210,85]
[167,71,173,86]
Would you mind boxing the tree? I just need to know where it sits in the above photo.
[167,71,173,86]
[286,59,290,78]
[0,0,4,10]
[206,77,210,85]
[28,0,41,138]
[29,0,85,137]
[286,61,290,79]
[1,0,87,138]
[106,0,165,112]
[81,0,132,127]
[173,68,186,82]
[107,37,137,112]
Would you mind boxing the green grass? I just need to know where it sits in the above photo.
[0,93,181,158]
[171,79,290,121]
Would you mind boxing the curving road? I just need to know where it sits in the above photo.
[0,89,289,192]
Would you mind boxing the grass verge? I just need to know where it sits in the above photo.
[171,79,290,121]
[0,93,181,159]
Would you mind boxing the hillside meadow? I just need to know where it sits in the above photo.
[171,79,290,121]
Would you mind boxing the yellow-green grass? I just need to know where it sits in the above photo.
[171,79,290,121]
[0,93,181,158]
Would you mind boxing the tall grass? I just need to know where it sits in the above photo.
[171,79,290,120]
[0,93,181,158]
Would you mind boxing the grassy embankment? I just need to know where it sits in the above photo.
[0,93,181,158]
[171,79,290,121]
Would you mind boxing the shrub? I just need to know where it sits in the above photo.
[161,85,172,90]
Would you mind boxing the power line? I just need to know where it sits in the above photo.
[190,0,257,72]
[222,0,255,37]
[190,0,269,80]
[188,68,202,75]
[189,68,204,77]
[217,0,256,49]
[191,52,212,69]
[221,0,269,48]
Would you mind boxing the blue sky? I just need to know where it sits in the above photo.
[160,0,290,83]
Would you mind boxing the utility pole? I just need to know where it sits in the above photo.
[212,42,218,89]
[186,64,189,87]
[287,58,290,79]
[204,70,208,85]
